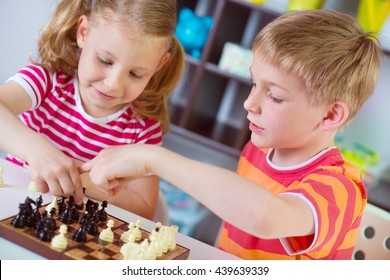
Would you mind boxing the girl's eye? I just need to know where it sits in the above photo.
[129,72,142,79]
[97,56,111,65]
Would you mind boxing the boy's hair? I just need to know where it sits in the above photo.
[36,0,185,133]
[253,10,381,124]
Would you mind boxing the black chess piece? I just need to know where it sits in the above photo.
[97,200,108,222]
[11,203,28,228]
[86,212,99,236]
[47,208,57,231]
[72,222,87,242]
[35,210,48,234]
[38,224,53,242]
[57,195,66,215]
[59,203,73,224]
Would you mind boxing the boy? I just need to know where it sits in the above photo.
[81,10,381,259]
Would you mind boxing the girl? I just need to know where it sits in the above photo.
[0,0,184,219]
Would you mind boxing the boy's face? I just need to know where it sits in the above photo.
[244,53,330,155]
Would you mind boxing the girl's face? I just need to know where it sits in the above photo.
[76,16,170,118]
[244,53,332,165]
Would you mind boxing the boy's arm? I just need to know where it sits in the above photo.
[80,171,159,220]
[0,81,83,203]
[81,144,315,239]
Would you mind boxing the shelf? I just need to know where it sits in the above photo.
[171,0,279,153]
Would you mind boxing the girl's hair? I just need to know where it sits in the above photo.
[253,9,381,124]
[36,0,185,133]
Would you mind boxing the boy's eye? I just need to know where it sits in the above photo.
[267,91,283,104]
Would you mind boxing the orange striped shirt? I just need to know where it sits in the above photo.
[219,141,367,260]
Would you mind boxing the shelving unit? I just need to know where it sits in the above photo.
[170,0,281,156]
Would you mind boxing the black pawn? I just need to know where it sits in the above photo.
[72,223,87,242]
[97,200,108,222]
[38,224,53,242]
[86,213,99,236]
[57,195,66,215]
[46,208,57,231]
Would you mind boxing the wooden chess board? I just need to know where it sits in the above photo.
[0,204,190,260]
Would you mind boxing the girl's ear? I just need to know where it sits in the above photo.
[155,53,171,72]
[76,15,89,48]
[320,102,349,131]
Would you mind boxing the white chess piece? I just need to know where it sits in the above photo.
[132,219,142,241]
[51,224,68,250]
[99,219,115,243]
[120,222,135,243]
[28,181,40,192]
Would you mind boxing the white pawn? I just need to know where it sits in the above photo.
[132,219,142,241]
[51,224,68,250]
[99,219,115,243]
[167,225,179,251]
[120,222,135,243]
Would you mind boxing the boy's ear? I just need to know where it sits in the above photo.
[320,102,349,131]
[76,15,89,48]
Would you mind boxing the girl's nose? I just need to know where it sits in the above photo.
[105,72,122,92]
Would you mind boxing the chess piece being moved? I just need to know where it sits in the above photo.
[51,225,68,250]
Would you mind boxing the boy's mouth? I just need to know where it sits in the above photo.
[249,122,265,133]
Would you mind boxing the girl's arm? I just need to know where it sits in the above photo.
[81,144,315,239]
[0,81,83,203]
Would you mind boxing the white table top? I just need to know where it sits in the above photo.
[0,157,239,260]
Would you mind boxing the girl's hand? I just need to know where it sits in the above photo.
[26,144,83,204]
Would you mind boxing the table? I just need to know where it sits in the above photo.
[0,158,239,260]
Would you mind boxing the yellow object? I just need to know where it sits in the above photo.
[246,0,267,4]
[358,0,390,33]
[288,0,324,10]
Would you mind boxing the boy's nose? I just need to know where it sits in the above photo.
[244,92,261,114]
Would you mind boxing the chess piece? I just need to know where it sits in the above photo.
[132,219,142,242]
[57,195,66,215]
[28,181,40,192]
[51,225,68,250]
[72,222,87,242]
[47,208,57,231]
[99,219,114,245]
[38,224,53,242]
[97,200,108,222]
[45,196,59,215]
[120,222,135,243]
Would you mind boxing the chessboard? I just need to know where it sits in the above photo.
[0,195,190,260]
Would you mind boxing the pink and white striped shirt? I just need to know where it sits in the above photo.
[7,64,162,167]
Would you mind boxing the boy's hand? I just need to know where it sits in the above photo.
[26,144,83,204]
[80,145,149,194]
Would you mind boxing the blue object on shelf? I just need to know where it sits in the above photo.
[175,8,213,59]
